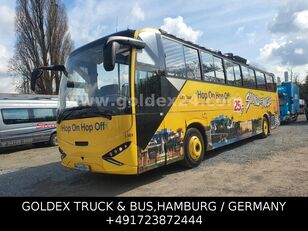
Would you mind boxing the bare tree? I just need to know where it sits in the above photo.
[9,0,73,94]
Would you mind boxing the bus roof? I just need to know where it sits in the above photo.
[68,27,274,77]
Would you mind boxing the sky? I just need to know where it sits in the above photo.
[0,0,308,93]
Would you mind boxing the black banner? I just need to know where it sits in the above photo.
[0,197,306,229]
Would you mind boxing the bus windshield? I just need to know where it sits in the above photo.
[59,42,131,116]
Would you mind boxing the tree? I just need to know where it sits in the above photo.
[9,0,73,94]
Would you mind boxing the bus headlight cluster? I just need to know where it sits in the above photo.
[103,142,131,158]
[102,142,131,166]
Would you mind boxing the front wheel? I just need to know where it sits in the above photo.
[49,133,58,146]
[182,128,205,168]
[260,117,269,138]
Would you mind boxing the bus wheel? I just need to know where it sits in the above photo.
[182,128,205,168]
[49,133,58,146]
[260,117,269,138]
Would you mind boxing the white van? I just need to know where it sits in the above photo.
[0,94,58,149]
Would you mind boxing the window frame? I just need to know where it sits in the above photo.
[241,66,257,89]
[265,73,275,92]
[1,108,31,125]
[255,70,267,91]
[161,36,187,78]
[1,108,57,125]
[31,108,57,122]
[183,45,202,80]
[160,34,274,91]
[200,50,226,84]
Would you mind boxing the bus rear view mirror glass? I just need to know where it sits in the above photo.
[103,41,120,71]
[30,69,43,91]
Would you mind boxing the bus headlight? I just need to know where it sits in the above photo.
[102,142,131,166]
[103,142,131,158]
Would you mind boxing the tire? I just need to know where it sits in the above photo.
[260,117,269,138]
[182,128,205,168]
[49,133,58,146]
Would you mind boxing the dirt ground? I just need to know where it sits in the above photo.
[0,115,307,196]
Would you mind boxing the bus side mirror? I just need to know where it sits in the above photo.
[103,36,145,71]
[103,41,120,71]
[30,69,43,91]
[30,65,67,91]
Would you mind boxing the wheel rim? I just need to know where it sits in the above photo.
[188,135,202,160]
[263,120,268,136]
[53,135,58,145]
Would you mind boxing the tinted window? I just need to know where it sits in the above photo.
[256,71,267,90]
[33,108,56,122]
[272,76,277,91]
[162,38,186,78]
[201,52,215,81]
[137,32,165,68]
[233,64,242,86]
[242,67,256,88]
[213,57,225,83]
[2,109,30,124]
[135,69,161,113]
[183,46,201,80]
[265,74,275,92]
[225,61,235,85]
[201,51,225,84]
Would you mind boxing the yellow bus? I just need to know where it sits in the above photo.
[31,28,279,175]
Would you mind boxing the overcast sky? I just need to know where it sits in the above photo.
[0,0,308,93]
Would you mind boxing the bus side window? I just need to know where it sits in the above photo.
[183,46,201,80]
[272,76,277,92]
[242,66,256,89]
[265,74,275,92]
[201,51,225,84]
[225,60,235,85]
[162,37,186,78]
[213,57,225,84]
[201,52,215,82]
[233,64,242,86]
[256,71,267,91]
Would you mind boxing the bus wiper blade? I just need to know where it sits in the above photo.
[57,105,92,123]
[57,106,112,123]
[86,107,113,120]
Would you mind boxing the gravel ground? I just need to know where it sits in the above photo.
[0,115,307,196]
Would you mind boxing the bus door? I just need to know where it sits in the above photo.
[134,31,168,173]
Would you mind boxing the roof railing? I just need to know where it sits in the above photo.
[0,93,58,100]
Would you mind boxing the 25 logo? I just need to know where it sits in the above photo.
[234,99,244,113]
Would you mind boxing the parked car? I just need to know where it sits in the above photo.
[0,94,58,149]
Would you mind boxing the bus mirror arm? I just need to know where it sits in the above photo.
[103,36,145,71]
[30,65,67,91]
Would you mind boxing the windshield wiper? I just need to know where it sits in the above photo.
[57,106,112,123]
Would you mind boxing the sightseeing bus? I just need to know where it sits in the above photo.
[31,28,279,174]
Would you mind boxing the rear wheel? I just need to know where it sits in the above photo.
[260,117,269,138]
[49,133,58,146]
[182,128,205,168]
